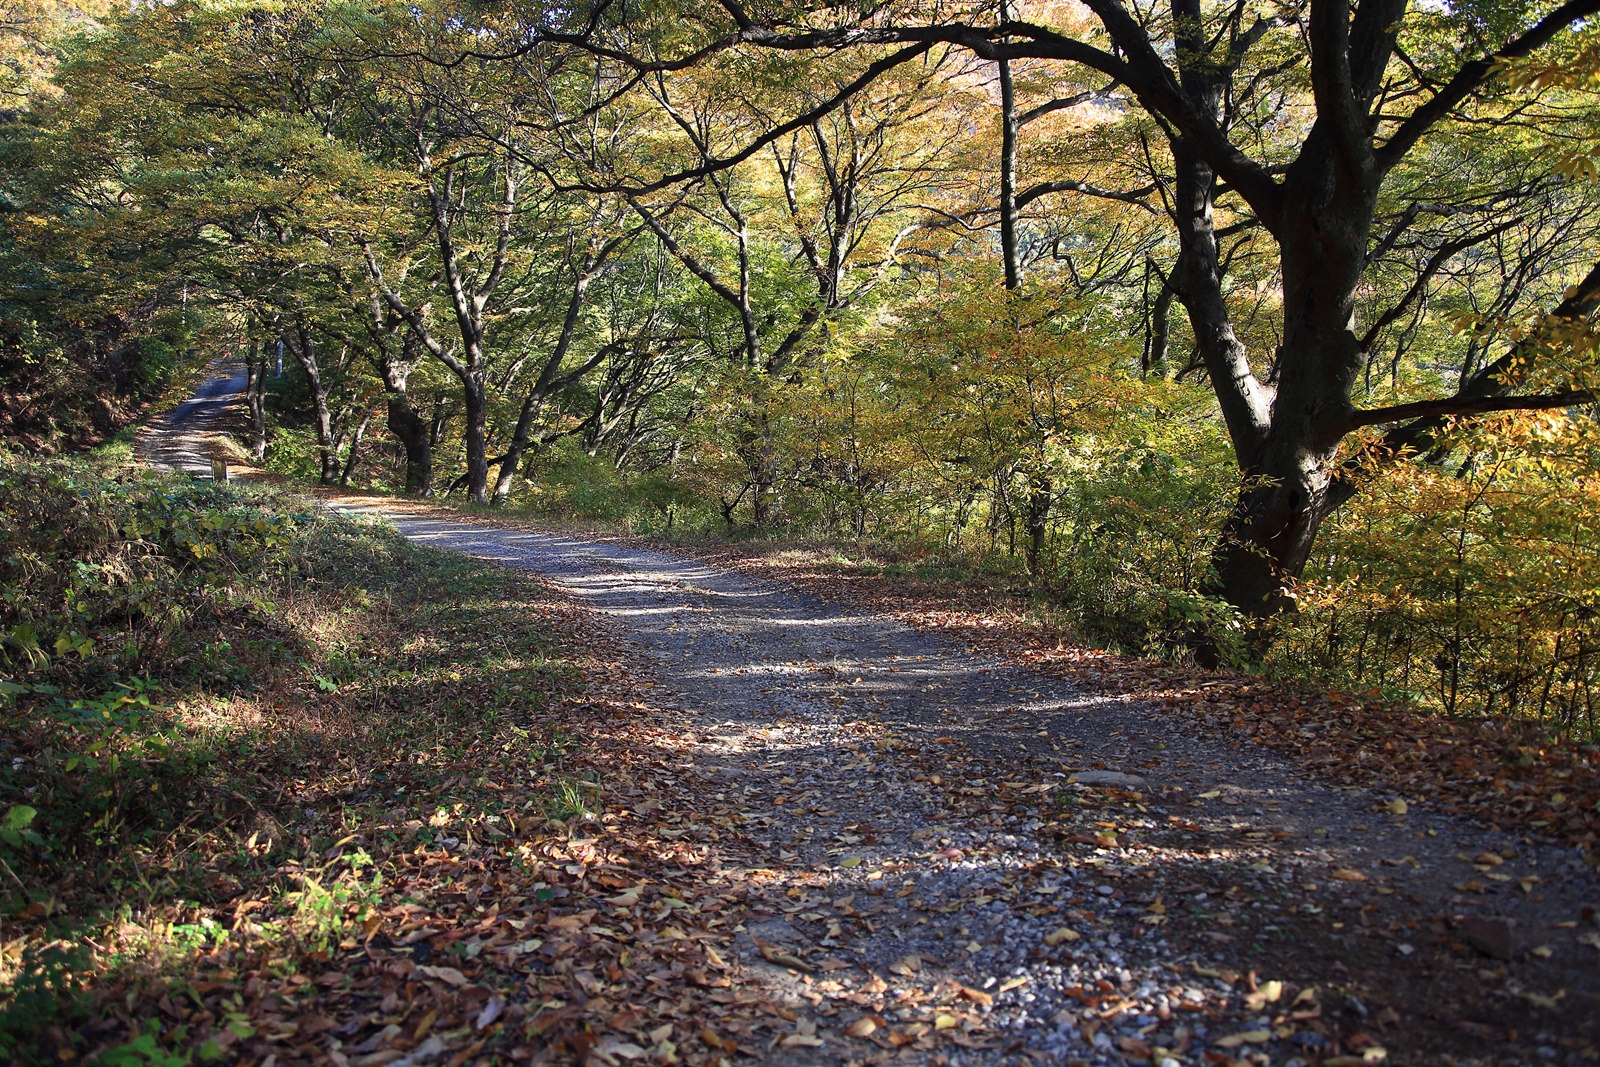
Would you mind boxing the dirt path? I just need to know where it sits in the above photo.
[324,506,1597,1067]
[151,371,1598,1065]
[136,361,248,476]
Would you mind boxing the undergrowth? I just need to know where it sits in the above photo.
[0,452,592,1065]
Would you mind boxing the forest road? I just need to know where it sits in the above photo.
[137,360,248,477]
[160,364,1598,1065]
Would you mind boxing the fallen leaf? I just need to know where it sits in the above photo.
[1331,868,1368,882]
[1385,799,1408,815]
[474,996,504,1031]
[1244,980,1283,1010]
[698,1029,736,1053]
[1214,1030,1272,1048]
[415,965,469,987]
[888,955,921,976]
[957,985,993,1007]
[758,944,814,973]
[845,1017,878,1038]
[1117,1035,1152,1057]
[1325,1054,1388,1067]
[596,1038,648,1061]
[1044,927,1081,947]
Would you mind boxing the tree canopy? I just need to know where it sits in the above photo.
[5,0,1600,731]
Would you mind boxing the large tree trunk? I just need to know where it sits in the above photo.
[379,337,431,496]
[1186,118,1379,618]
[387,394,432,496]
[461,373,490,505]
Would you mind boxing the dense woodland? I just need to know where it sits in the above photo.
[4,0,1600,738]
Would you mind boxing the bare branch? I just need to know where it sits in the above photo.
[1349,389,1594,428]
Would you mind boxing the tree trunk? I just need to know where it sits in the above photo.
[998,52,1022,291]
[1210,192,1374,615]
[289,325,341,486]
[491,395,541,505]
[1024,473,1051,577]
[339,401,379,487]
[1181,116,1378,619]
[461,374,489,505]
[387,393,432,495]
[379,338,431,496]
[748,418,778,527]
[1144,259,1175,378]
[751,459,775,526]
[245,342,268,462]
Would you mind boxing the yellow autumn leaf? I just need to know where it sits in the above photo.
[1214,1030,1272,1048]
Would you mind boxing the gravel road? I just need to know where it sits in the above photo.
[137,362,248,476]
[330,507,1600,1066]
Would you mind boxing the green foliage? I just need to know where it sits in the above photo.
[0,454,314,917]
[1,0,1597,762]
[543,778,598,822]
[516,442,705,531]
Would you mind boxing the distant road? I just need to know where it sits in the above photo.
[137,361,248,476]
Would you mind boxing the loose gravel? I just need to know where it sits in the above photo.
[328,507,1600,1066]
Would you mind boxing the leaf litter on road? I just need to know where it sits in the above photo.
[153,494,1599,1067]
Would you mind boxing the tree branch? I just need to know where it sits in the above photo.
[1015,178,1159,212]
[552,42,936,196]
[1376,0,1600,174]
[1359,219,1522,351]
[1349,389,1594,428]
